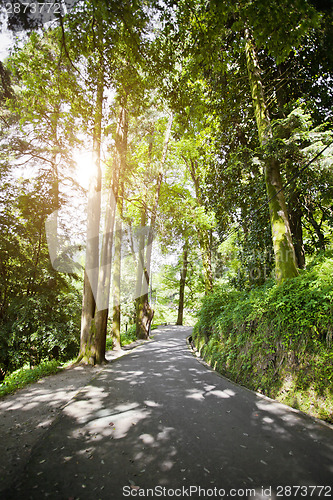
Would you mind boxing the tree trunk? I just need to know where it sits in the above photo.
[135,207,149,339]
[176,242,188,326]
[184,157,213,293]
[136,285,154,340]
[245,29,298,284]
[94,183,117,363]
[44,112,60,271]
[144,113,173,293]
[288,191,305,269]
[199,231,213,294]
[78,72,103,364]
[135,113,173,339]
[95,105,128,360]
[0,60,13,101]
[112,193,123,349]
[134,204,154,340]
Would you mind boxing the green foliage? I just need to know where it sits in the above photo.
[152,304,178,326]
[168,0,333,287]
[193,252,333,422]
[0,162,82,378]
[2,0,333,377]
[106,324,138,349]
[0,359,62,398]
[242,0,321,64]
[121,324,138,346]
[150,245,205,327]
[0,30,84,377]
[0,284,81,377]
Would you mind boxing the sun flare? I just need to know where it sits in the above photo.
[74,151,93,189]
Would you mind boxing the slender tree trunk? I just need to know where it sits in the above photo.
[135,207,147,300]
[45,112,60,271]
[51,164,59,256]
[0,60,13,102]
[134,204,155,341]
[245,29,298,284]
[111,104,128,348]
[305,208,326,250]
[94,183,117,363]
[135,207,151,339]
[144,113,173,292]
[26,220,43,297]
[136,282,154,339]
[94,106,128,360]
[176,242,188,326]
[199,232,213,294]
[135,113,173,339]
[112,192,123,349]
[78,72,103,364]
[184,157,213,293]
[288,190,305,269]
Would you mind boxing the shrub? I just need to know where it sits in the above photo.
[0,359,61,397]
[193,252,333,422]
[0,283,81,379]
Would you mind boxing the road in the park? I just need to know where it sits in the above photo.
[1,326,333,499]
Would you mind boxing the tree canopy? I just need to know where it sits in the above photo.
[0,0,332,375]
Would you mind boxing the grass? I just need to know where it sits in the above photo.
[105,325,138,351]
[0,327,140,399]
[0,359,64,398]
[193,252,333,423]
[120,324,138,345]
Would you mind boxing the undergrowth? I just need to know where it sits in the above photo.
[1,323,161,398]
[193,252,333,423]
[0,359,64,398]
[105,325,138,350]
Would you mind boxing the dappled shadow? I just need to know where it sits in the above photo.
[1,326,333,499]
[0,364,102,492]
[0,348,130,493]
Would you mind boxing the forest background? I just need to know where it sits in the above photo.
[0,0,332,422]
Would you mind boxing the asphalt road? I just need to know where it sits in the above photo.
[2,325,333,500]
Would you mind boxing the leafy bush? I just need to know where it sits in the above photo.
[193,252,333,422]
[0,280,82,379]
[105,324,138,350]
[0,359,61,397]
[121,324,137,345]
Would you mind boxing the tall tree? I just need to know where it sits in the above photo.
[168,0,323,284]
[111,106,128,350]
[176,240,188,325]
[58,0,151,363]
[78,63,104,363]
[134,112,173,339]
[244,29,298,283]
[91,104,128,361]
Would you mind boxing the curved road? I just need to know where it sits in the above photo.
[2,326,333,499]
